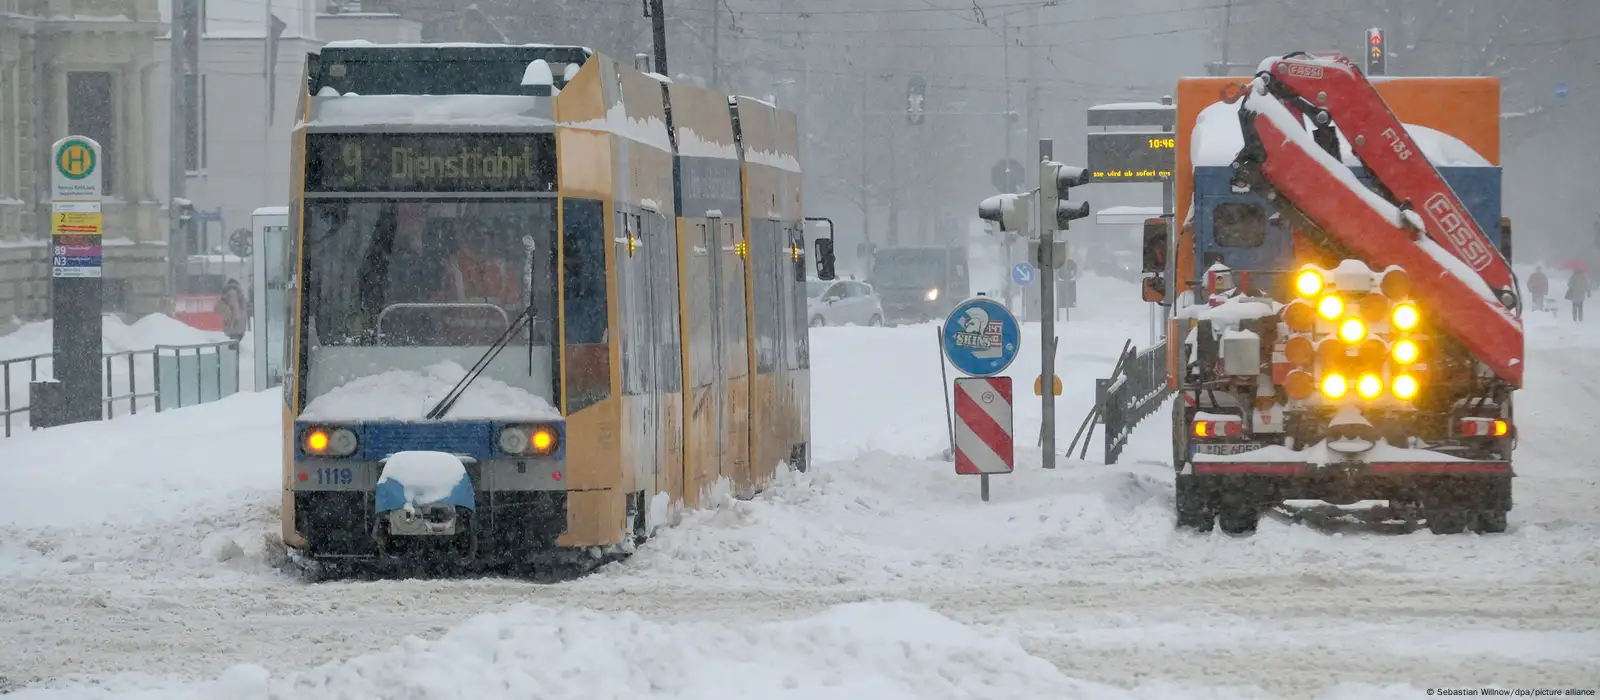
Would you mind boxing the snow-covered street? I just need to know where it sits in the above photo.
[2,274,1597,699]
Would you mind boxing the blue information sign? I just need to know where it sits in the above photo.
[1011,262,1036,285]
[1556,82,1570,99]
[941,297,1022,377]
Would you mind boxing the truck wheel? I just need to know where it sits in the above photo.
[1174,474,1216,531]
[1217,501,1260,535]
[1425,507,1470,534]
[1471,509,1508,534]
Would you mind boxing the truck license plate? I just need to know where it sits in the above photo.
[1196,442,1264,456]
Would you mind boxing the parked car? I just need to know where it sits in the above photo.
[807,278,885,327]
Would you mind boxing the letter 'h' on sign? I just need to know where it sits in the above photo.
[953,376,1014,475]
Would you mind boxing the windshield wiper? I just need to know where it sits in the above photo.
[424,306,533,420]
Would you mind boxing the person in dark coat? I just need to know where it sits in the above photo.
[1565,269,1590,322]
[1527,266,1548,312]
[215,278,248,340]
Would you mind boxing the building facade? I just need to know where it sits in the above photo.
[0,0,167,322]
[0,0,419,328]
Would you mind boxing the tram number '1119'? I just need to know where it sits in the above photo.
[315,467,353,485]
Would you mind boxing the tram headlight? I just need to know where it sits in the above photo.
[925,288,940,301]
[499,424,561,456]
[530,426,559,455]
[303,426,357,457]
[498,426,530,455]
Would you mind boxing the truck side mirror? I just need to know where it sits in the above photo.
[1142,217,1167,274]
[1142,275,1167,304]
[814,237,837,280]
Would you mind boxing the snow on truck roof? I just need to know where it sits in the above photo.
[1190,99,1492,169]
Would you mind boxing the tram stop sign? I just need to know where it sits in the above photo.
[941,297,1021,377]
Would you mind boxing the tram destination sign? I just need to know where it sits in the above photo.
[305,132,558,193]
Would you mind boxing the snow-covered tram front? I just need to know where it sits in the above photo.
[279,43,613,574]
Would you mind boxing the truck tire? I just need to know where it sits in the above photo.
[1174,474,1216,531]
[1217,500,1260,535]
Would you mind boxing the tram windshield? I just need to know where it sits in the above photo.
[299,198,559,408]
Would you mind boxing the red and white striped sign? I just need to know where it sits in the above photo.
[953,376,1014,475]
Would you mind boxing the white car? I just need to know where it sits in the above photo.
[807,278,885,327]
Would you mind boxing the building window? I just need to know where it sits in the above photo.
[67,71,116,195]
[0,62,14,200]
[184,73,207,172]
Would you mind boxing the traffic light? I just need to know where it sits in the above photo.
[1366,28,1386,76]
[977,192,1035,235]
[1039,160,1092,231]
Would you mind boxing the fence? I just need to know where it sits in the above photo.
[1068,340,1172,465]
[1,340,240,438]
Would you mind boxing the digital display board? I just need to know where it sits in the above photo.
[1086,131,1176,183]
[305,132,558,193]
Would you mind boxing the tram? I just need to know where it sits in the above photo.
[280,43,836,572]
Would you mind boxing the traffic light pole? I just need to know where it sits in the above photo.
[1038,139,1057,470]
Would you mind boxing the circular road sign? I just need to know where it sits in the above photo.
[941,297,1022,377]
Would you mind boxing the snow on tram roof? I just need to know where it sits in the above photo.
[304,94,556,128]
[320,40,594,53]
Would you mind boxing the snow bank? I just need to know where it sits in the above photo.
[1176,294,1279,323]
[307,94,553,127]
[300,360,559,421]
[0,313,228,359]
[1191,97,1492,168]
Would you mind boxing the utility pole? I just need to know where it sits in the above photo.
[1001,19,1016,310]
[647,0,668,78]
[709,0,720,89]
[1036,143,1092,469]
[168,0,196,297]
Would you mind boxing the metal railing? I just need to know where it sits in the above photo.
[2,340,241,438]
[1069,339,1172,465]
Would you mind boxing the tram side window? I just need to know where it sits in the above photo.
[650,210,683,393]
[752,220,779,374]
[564,198,611,413]
[618,209,653,396]
[785,225,809,371]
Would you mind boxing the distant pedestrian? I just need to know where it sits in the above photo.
[1527,266,1548,312]
[1565,269,1589,322]
[216,278,248,340]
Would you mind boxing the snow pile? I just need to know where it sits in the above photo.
[307,94,553,127]
[300,360,560,421]
[0,389,283,578]
[378,450,469,509]
[1176,294,1279,323]
[0,313,228,359]
[564,100,673,153]
[1191,98,1492,169]
[10,602,1166,700]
